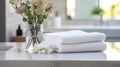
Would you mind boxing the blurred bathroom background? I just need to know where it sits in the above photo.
[0,0,120,42]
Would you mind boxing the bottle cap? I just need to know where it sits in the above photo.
[18,24,21,30]
[55,11,59,16]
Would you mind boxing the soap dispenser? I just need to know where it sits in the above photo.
[52,11,61,28]
[16,24,23,36]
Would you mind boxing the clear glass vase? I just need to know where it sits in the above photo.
[25,24,43,52]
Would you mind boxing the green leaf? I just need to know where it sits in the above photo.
[38,18,43,24]
[43,15,48,19]
[21,3,25,6]
[90,6,104,15]
[28,20,33,24]
[27,6,31,9]
[23,17,27,22]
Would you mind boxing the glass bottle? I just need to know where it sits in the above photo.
[25,24,43,52]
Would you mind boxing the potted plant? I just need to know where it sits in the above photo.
[91,6,104,25]
[91,6,104,15]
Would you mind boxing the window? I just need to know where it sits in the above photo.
[66,0,75,19]
[100,0,120,20]
[67,0,120,20]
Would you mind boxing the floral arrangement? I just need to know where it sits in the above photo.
[9,0,55,24]
[9,0,55,51]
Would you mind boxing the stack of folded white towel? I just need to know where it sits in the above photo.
[43,30,106,53]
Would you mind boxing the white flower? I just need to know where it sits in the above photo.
[9,0,55,24]
[31,0,47,16]
[9,0,17,4]
[46,2,55,14]
[9,0,22,4]
[32,0,46,7]
[16,6,25,14]
[34,6,45,15]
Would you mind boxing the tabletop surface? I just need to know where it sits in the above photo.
[0,42,120,61]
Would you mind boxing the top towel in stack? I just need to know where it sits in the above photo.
[43,30,106,53]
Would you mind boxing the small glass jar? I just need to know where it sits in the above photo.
[25,24,44,52]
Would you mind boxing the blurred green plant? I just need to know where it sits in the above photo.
[90,6,104,15]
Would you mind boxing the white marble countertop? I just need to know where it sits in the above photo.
[0,42,120,61]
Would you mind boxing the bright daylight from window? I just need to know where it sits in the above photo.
[100,0,120,20]
[66,0,75,18]
[67,0,120,20]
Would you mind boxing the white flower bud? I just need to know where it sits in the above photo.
[47,48,54,54]
[41,49,47,54]
[38,50,42,54]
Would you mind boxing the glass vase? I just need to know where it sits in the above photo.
[25,24,43,52]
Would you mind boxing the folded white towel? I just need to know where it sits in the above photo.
[44,41,106,53]
[44,30,106,44]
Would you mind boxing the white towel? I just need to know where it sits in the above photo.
[44,30,106,44]
[44,41,106,53]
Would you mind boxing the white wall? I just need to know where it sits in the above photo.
[6,0,26,41]
[75,0,97,19]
